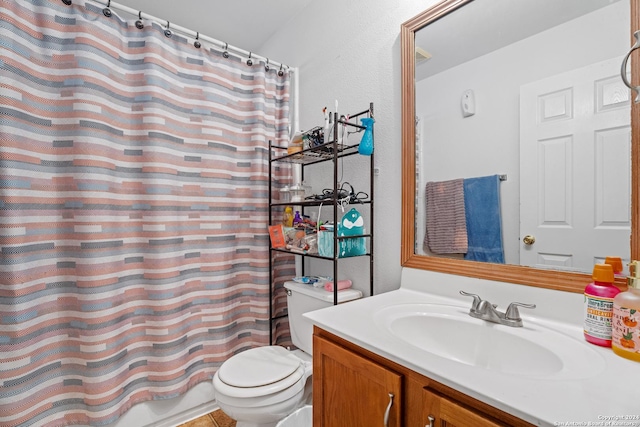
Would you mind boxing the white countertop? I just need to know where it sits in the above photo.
[304,268,640,426]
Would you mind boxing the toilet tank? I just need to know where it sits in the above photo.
[283,281,362,355]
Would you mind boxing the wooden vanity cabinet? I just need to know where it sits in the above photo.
[423,388,505,427]
[313,327,534,427]
[313,333,402,426]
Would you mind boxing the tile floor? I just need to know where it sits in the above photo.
[177,410,235,427]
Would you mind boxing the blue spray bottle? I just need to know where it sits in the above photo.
[358,117,375,156]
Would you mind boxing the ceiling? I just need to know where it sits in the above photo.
[115,0,313,53]
[415,0,623,81]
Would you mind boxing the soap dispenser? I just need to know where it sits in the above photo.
[612,261,640,362]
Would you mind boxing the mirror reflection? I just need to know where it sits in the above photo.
[414,0,631,274]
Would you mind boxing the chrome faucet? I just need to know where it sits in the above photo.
[459,291,536,327]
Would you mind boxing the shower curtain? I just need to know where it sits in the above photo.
[0,1,293,426]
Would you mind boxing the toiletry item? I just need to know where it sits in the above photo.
[292,276,331,286]
[605,256,624,278]
[283,206,293,227]
[288,132,303,155]
[337,115,346,146]
[280,185,291,203]
[324,279,352,292]
[323,107,330,143]
[612,261,640,361]
[584,263,620,347]
[289,184,306,202]
[268,225,286,248]
[326,112,334,144]
[293,210,302,225]
[358,117,375,156]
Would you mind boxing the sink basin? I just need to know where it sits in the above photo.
[374,303,605,380]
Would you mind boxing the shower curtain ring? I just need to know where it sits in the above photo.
[103,0,112,17]
[135,11,144,29]
[247,52,253,66]
[222,43,229,58]
[278,64,284,77]
[265,59,270,72]
[164,21,172,38]
[62,0,72,5]
[194,32,201,49]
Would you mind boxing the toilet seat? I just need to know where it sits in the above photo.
[214,346,308,400]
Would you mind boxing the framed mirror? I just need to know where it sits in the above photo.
[401,0,640,292]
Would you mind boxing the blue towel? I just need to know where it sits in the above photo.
[463,175,505,263]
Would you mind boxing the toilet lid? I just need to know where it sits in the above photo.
[218,346,303,388]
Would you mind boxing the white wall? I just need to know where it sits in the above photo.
[260,0,440,295]
[414,1,628,265]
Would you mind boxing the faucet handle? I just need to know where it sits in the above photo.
[505,302,536,320]
[459,291,482,311]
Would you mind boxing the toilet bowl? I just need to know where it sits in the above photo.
[213,346,312,427]
[212,281,362,427]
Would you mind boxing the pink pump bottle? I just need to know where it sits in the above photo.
[584,263,621,347]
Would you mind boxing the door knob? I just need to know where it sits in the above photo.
[522,235,535,245]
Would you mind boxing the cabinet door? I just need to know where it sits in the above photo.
[423,388,505,427]
[313,335,402,427]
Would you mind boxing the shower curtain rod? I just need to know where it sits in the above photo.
[66,0,293,73]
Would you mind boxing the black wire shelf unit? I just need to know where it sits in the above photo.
[267,102,375,345]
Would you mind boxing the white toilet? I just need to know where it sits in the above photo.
[212,280,362,427]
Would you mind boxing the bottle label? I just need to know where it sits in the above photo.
[612,306,640,354]
[583,294,614,340]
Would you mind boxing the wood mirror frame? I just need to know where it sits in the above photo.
[400,0,640,293]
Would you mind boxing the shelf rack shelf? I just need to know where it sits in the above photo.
[267,103,375,345]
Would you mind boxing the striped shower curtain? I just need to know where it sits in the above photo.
[0,1,292,425]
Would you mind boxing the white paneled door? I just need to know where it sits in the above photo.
[519,57,631,273]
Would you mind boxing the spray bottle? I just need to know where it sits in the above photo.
[612,261,640,361]
[584,263,620,347]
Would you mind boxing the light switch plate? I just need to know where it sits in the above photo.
[461,89,476,117]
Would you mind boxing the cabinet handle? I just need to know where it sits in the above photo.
[426,415,435,427]
[383,392,394,427]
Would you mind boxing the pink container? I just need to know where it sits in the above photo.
[584,264,621,347]
[324,279,352,292]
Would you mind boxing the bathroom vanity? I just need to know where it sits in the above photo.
[313,328,529,426]
[305,268,639,427]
